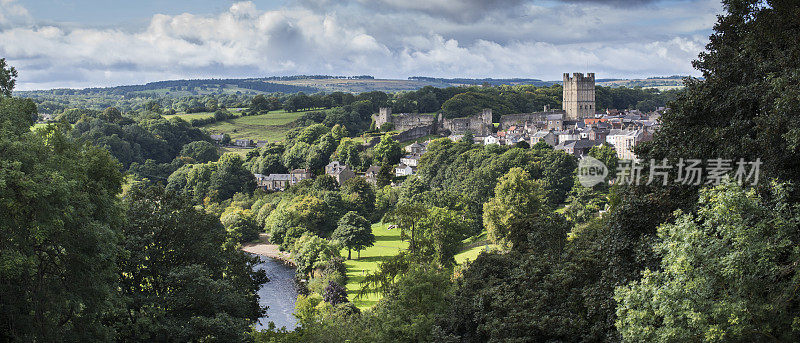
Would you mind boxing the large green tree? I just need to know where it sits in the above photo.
[615,182,800,342]
[1,108,125,340]
[115,185,267,341]
[332,211,375,260]
[483,167,568,255]
[0,57,17,97]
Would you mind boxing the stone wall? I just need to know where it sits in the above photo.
[441,108,493,136]
[393,125,434,143]
[499,110,566,130]
[373,108,436,131]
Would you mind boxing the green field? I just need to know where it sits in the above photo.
[199,109,313,142]
[341,223,495,309]
[342,222,407,309]
[162,108,246,121]
[162,112,215,121]
[219,146,251,158]
[455,243,493,264]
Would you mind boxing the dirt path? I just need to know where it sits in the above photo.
[241,233,295,266]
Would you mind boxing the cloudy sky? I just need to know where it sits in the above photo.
[0,0,723,90]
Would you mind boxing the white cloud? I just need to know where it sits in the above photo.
[0,0,31,28]
[0,0,721,90]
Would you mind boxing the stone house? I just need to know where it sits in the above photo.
[325,161,356,185]
[400,154,422,168]
[364,165,381,185]
[605,129,653,160]
[531,131,558,147]
[234,139,253,148]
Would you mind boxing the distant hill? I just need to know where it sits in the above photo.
[17,75,564,98]
[408,77,556,87]
[18,78,319,98]
[594,76,692,90]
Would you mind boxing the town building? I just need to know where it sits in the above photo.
[605,129,653,160]
[325,161,356,185]
[400,154,421,168]
[254,169,312,191]
[364,165,381,185]
[395,163,414,177]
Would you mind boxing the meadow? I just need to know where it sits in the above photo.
[341,222,407,309]
[198,109,315,142]
[341,222,493,310]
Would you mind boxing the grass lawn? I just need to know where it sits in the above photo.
[199,109,316,142]
[220,146,252,158]
[342,222,407,310]
[454,232,496,264]
[455,244,491,264]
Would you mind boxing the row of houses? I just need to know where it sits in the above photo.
[458,110,659,159]
[255,161,362,191]
[209,134,268,148]
[254,169,313,191]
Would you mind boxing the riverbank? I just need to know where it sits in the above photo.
[242,233,295,266]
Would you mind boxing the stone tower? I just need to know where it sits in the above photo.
[481,108,492,125]
[374,107,391,128]
[562,72,596,120]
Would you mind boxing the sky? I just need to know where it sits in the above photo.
[0,0,724,90]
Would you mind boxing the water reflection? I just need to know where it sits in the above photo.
[254,256,298,330]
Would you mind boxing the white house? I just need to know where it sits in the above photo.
[605,129,653,160]
[395,163,414,177]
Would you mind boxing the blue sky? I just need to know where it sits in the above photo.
[23,1,287,26]
[1,0,723,90]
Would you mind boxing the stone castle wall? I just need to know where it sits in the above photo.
[440,108,493,136]
[499,110,566,130]
[373,108,436,131]
[393,125,434,142]
[374,107,493,137]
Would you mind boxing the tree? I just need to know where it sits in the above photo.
[377,163,393,187]
[180,140,220,163]
[221,207,261,243]
[332,211,375,260]
[209,153,256,200]
[214,109,230,121]
[483,167,568,255]
[373,134,402,164]
[384,204,428,254]
[323,281,349,306]
[0,57,17,97]
[116,185,267,341]
[342,176,376,218]
[99,107,122,122]
[615,182,800,342]
[293,234,341,276]
[416,206,472,266]
[1,118,124,341]
[588,143,618,184]
[380,122,395,132]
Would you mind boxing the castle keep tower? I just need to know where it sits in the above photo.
[563,72,596,120]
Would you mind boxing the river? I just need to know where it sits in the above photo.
[254,256,298,330]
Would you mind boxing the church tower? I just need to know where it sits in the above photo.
[563,72,596,120]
